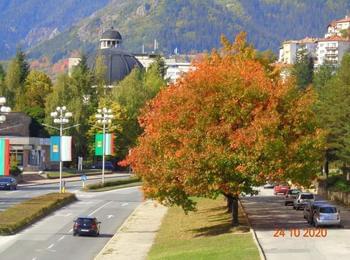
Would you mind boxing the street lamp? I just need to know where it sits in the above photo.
[95,107,114,184]
[0,97,11,124]
[50,106,73,193]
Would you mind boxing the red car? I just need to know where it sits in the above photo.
[274,184,290,195]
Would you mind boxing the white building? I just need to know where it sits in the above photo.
[325,16,350,38]
[278,38,318,64]
[315,36,350,67]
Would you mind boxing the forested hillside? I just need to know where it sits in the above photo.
[2,0,350,61]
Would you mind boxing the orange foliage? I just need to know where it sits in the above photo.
[123,32,324,210]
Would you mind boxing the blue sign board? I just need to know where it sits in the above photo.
[50,136,60,162]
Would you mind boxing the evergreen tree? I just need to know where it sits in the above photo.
[292,48,314,90]
[15,48,30,84]
[4,58,21,108]
[317,54,350,176]
[313,62,336,91]
[0,64,5,96]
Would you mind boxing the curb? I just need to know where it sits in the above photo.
[94,200,145,260]
[239,199,267,260]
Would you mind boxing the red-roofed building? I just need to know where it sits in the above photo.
[315,36,350,67]
[326,15,350,38]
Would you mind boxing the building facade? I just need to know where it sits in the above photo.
[315,36,350,67]
[278,38,318,64]
[325,16,350,38]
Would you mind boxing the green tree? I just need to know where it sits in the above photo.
[4,58,21,107]
[0,64,5,96]
[292,48,314,89]
[19,70,53,137]
[15,49,30,84]
[112,63,166,160]
[313,62,336,91]
[317,54,350,177]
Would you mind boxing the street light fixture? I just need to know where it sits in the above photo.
[0,97,11,124]
[50,106,73,193]
[95,107,114,184]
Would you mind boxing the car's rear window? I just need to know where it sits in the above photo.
[290,190,300,194]
[320,207,337,213]
[77,218,95,224]
[301,194,314,199]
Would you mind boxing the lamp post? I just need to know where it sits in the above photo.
[0,97,11,124]
[95,107,114,184]
[50,106,73,193]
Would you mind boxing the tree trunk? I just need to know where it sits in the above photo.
[226,195,233,213]
[226,194,239,226]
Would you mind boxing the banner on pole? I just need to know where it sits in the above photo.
[0,139,10,176]
[95,133,115,156]
[50,136,72,162]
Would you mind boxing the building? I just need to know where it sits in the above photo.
[315,36,350,67]
[325,16,350,38]
[0,113,51,171]
[278,37,318,64]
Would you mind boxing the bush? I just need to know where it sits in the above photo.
[326,175,350,192]
[0,193,76,235]
[9,155,22,177]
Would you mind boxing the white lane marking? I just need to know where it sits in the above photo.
[54,213,72,217]
[58,235,65,241]
[32,258,37,260]
[69,228,73,232]
[88,201,112,216]
[107,215,114,219]
[48,244,54,249]
[121,202,128,207]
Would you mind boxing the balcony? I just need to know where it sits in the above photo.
[325,46,338,51]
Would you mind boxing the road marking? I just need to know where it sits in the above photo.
[54,213,72,217]
[88,201,112,216]
[48,244,54,249]
[32,258,37,260]
[68,228,73,233]
[58,235,65,241]
[121,202,128,207]
[107,214,114,219]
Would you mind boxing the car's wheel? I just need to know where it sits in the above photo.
[73,232,77,236]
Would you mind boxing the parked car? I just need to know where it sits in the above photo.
[0,177,17,190]
[92,161,115,171]
[73,217,101,236]
[274,184,290,195]
[303,200,327,224]
[293,192,315,210]
[263,182,276,189]
[313,204,341,227]
[284,189,301,206]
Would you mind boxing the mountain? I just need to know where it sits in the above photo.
[5,0,350,62]
[0,0,110,59]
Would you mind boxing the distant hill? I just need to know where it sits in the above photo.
[3,0,350,62]
[0,0,110,59]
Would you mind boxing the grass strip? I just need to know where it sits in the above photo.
[0,193,76,235]
[46,170,113,179]
[83,177,141,192]
[148,197,260,260]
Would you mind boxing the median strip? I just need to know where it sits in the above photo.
[0,193,77,235]
[83,177,141,192]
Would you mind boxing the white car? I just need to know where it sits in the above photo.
[293,192,315,210]
[313,205,341,227]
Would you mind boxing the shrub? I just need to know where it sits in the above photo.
[85,177,140,190]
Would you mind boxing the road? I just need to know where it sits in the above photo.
[241,188,350,260]
[0,174,131,211]
[0,186,142,260]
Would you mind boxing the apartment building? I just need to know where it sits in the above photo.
[278,37,318,64]
[315,36,350,67]
[325,16,350,38]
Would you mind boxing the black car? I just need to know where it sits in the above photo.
[0,177,17,190]
[73,217,101,236]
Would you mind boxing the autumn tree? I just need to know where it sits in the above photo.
[124,33,324,226]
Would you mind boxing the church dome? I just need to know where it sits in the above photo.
[90,48,143,85]
[89,29,143,84]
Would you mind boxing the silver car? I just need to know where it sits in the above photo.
[313,205,341,227]
[293,192,315,210]
[303,201,327,224]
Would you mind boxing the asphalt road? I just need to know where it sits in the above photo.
[0,186,143,260]
[0,174,131,211]
[241,187,350,260]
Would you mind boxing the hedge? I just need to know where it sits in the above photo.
[0,193,76,235]
[84,177,141,191]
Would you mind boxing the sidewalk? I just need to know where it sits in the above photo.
[95,200,168,260]
[18,172,131,187]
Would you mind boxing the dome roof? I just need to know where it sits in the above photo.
[89,48,143,84]
[101,27,122,40]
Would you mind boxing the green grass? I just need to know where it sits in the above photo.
[83,177,141,192]
[0,193,76,235]
[148,197,260,260]
[45,169,113,179]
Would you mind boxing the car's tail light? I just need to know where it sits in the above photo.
[92,223,97,230]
